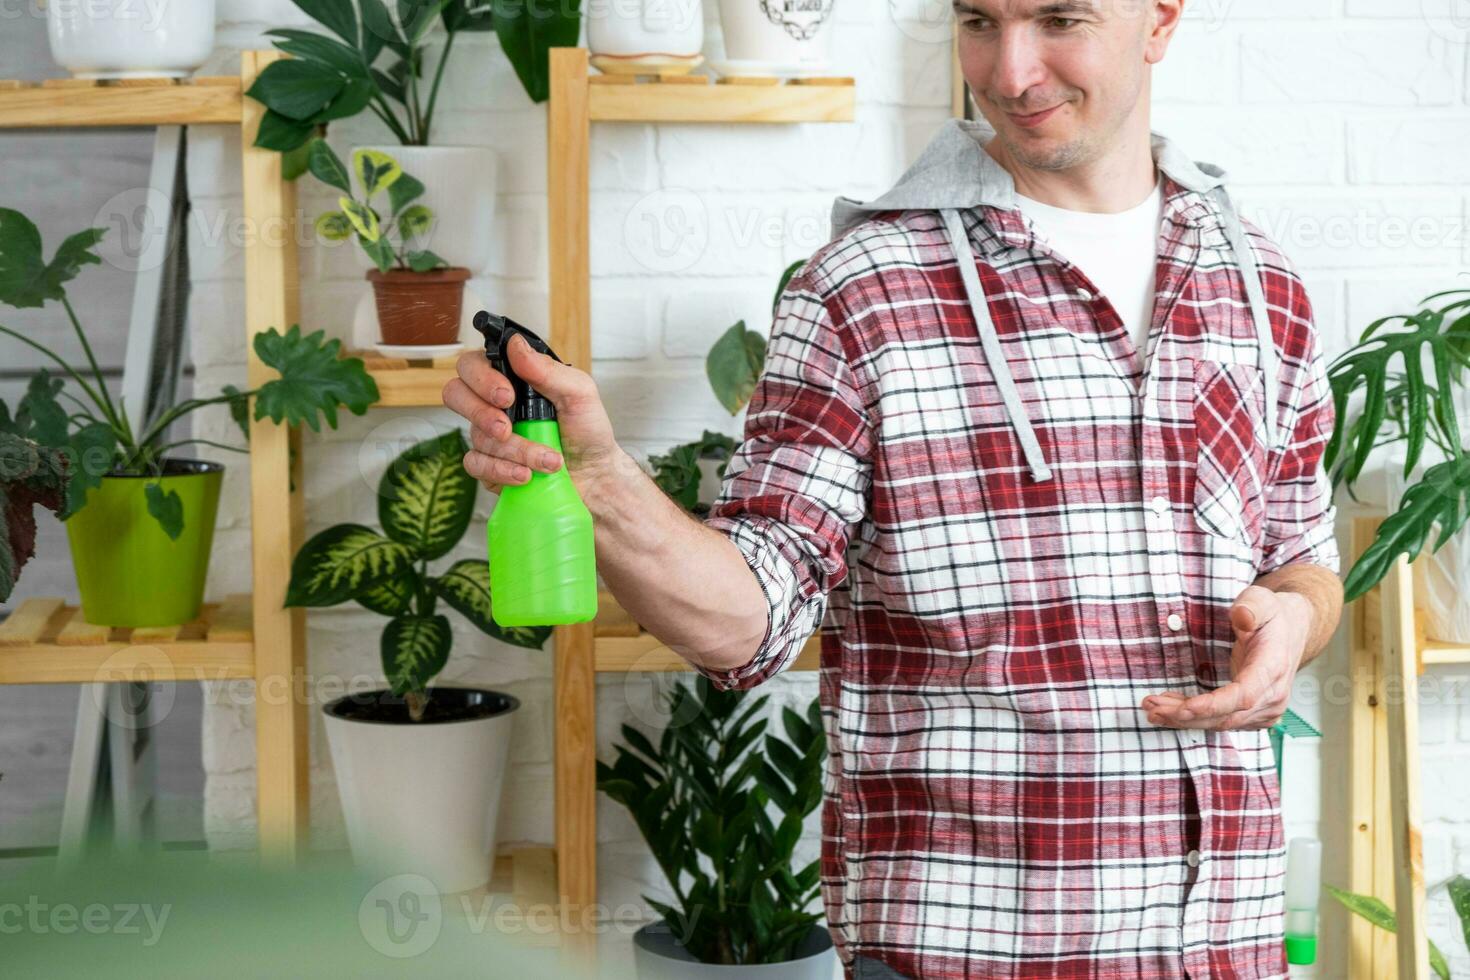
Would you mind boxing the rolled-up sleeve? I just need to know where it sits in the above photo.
[696,273,873,691]
[1259,275,1339,576]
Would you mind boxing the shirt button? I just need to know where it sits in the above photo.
[1167,613,1183,631]
[1150,495,1169,515]
[1077,288,1094,301]
[1186,849,1201,868]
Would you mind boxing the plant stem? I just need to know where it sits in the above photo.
[60,296,125,435]
[0,322,120,434]
[368,97,413,145]
[148,438,249,459]
[421,30,456,144]
[406,689,427,722]
[407,45,424,144]
[134,390,256,454]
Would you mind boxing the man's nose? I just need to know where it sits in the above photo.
[989,26,1049,102]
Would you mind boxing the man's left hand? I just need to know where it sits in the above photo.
[1142,586,1314,731]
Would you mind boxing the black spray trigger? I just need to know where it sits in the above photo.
[471,310,562,423]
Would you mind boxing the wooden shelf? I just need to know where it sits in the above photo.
[449,846,564,945]
[0,594,253,684]
[352,347,467,408]
[588,74,855,124]
[0,76,243,128]
[592,590,820,672]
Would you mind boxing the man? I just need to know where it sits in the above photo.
[443,1,1344,976]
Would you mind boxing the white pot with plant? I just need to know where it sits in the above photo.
[712,0,836,77]
[287,429,551,894]
[47,0,216,79]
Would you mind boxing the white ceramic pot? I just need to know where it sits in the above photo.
[1382,443,1470,644]
[633,921,836,978]
[587,0,704,63]
[716,0,835,72]
[323,687,519,894]
[355,145,499,277]
[47,0,215,79]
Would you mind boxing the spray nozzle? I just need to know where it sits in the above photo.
[472,310,563,423]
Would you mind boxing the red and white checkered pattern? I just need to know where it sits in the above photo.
[698,176,1338,979]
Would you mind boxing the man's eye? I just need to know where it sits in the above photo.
[1046,16,1078,29]
[962,16,995,31]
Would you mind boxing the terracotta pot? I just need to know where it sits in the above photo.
[367,267,471,346]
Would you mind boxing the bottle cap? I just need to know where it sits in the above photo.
[1284,933,1317,965]
[472,311,562,423]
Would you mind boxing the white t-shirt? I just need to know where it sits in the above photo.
[1015,177,1164,369]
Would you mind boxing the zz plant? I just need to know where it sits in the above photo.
[308,141,445,273]
[0,208,378,544]
[1326,286,1470,600]
[597,676,826,965]
[285,429,549,721]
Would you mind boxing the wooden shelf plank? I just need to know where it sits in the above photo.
[1421,638,1470,665]
[0,599,253,684]
[588,77,855,123]
[351,347,469,408]
[0,76,243,127]
[447,847,562,946]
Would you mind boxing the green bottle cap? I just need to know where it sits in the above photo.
[1285,933,1317,965]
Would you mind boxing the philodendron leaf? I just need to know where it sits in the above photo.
[396,204,433,238]
[406,249,446,272]
[1345,453,1470,600]
[251,325,380,431]
[144,482,185,541]
[706,320,767,415]
[357,574,417,616]
[340,196,381,242]
[307,138,352,195]
[378,429,477,559]
[388,172,425,216]
[0,210,104,310]
[772,258,804,315]
[314,211,354,242]
[1325,885,1451,980]
[17,371,69,447]
[352,148,402,198]
[381,614,451,695]
[431,558,552,649]
[253,108,316,153]
[285,523,416,607]
[222,385,250,443]
[60,422,117,520]
[492,0,582,104]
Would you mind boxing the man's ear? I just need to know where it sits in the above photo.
[1144,0,1186,65]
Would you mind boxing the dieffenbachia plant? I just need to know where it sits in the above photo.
[285,429,550,720]
[1326,286,1470,600]
[1328,875,1470,980]
[309,142,445,274]
[0,208,379,541]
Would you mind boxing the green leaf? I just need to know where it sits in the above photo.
[307,138,353,194]
[406,248,446,272]
[1451,876,1470,959]
[360,235,395,272]
[309,77,377,124]
[357,573,418,616]
[431,558,553,649]
[353,147,403,197]
[706,320,766,415]
[1325,885,1451,980]
[0,434,68,603]
[340,196,381,242]
[1345,454,1470,600]
[772,258,804,315]
[251,325,380,431]
[285,523,416,606]
[0,210,104,310]
[59,422,117,519]
[492,0,582,104]
[245,59,346,121]
[281,139,314,181]
[396,204,433,238]
[405,0,453,42]
[265,28,368,77]
[314,211,355,242]
[253,108,316,152]
[382,614,451,694]
[648,430,735,513]
[144,482,185,540]
[371,66,406,103]
[18,372,69,447]
[443,0,495,31]
[360,0,401,57]
[378,429,476,558]
[388,172,425,215]
[289,0,360,45]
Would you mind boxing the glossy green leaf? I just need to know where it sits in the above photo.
[1451,876,1470,959]
[309,77,377,124]
[265,28,367,76]
[60,422,117,520]
[340,196,381,242]
[289,0,360,45]
[648,430,736,513]
[706,320,766,415]
[356,573,418,616]
[387,171,425,215]
[405,0,453,42]
[492,0,582,104]
[377,429,476,558]
[252,108,316,152]
[360,0,401,60]
[307,138,352,194]
[1346,454,1470,600]
[396,204,433,238]
[281,138,314,181]
[442,0,495,31]
[144,482,185,540]
[285,523,415,607]
[431,558,552,649]
[381,614,451,694]
[405,248,445,272]
[359,235,396,272]
[1325,885,1450,980]
[0,211,103,310]
[314,211,354,242]
[245,59,346,121]
[222,385,250,443]
[251,325,380,431]
[353,148,402,197]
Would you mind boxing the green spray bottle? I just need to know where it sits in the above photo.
[473,311,598,627]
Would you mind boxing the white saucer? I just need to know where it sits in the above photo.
[706,57,833,79]
[372,342,468,360]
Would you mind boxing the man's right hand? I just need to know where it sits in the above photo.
[441,333,622,495]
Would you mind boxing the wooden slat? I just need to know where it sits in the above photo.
[206,593,254,642]
[511,846,558,908]
[595,630,820,672]
[0,76,242,127]
[1347,519,1384,979]
[55,607,110,646]
[716,75,783,86]
[0,640,253,685]
[589,77,855,123]
[347,348,471,407]
[131,623,181,644]
[0,598,66,645]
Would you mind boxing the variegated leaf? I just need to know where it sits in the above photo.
[285,524,415,607]
[340,196,380,242]
[352,148,402,198]
[357,573,418,617]
[396,204,433,238]
[382,614,450,695]
[378,429,477,559]
[314,211,354,241]
[432,558,552,650]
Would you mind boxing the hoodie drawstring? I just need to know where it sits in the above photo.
[1208,186,1281,449]
[940,208,1054,483]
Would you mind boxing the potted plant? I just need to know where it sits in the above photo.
[0,208,378,627]
[286,427,550,894]
[245,0,581,274]
[47,0,215,80]
[598,676,834,976]
[309,140,468,348]
[1324,286,1470,642]
[1328,875,1470,980]
[711,0,835,78]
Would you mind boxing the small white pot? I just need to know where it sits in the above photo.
[355,145,499,277]
[323,687,519,894]
[47,0,215,79]
[588,0,703,62]
[716,0,835,71]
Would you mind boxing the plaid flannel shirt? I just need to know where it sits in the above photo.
[697,171,1339,979]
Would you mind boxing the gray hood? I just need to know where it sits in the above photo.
[828,118,1278,483]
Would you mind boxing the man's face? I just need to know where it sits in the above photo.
[953,0,1170,172]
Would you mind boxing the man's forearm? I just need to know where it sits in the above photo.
[577,449,770,674]
[1255,562,1344,669]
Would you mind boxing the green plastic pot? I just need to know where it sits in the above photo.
[65,460,223,628]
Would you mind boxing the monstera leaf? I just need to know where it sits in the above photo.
[285,524,415,607]
[431,558,551,649]
[0,209,104,310]
[1345,454,1470,601]
[0,431,69,603]
[378,429,477,560]
[251,325,379,431]
[382,614,451,695]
